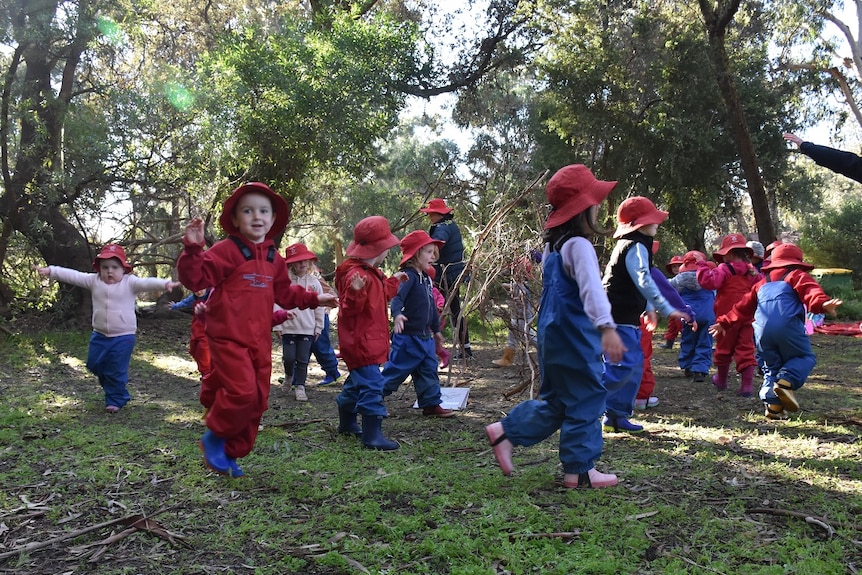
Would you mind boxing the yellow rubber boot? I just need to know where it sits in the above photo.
[774,379,799,412]
[492,347,515,367]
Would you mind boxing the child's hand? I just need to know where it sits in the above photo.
[318,292,338,307]
[164,280,182,291]
[601,327,626,364]
[822,298,843,316]
[349,272,366,291]
[690,320,699,332]
[642,311,657,332]
[183,218,205,245]
[34,266,49,277]
[194,302,208,316]
[394,271,408,283]
[708,323,724,338]
[393,314,406,334]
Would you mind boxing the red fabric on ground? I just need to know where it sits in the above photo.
[814,322,862,337]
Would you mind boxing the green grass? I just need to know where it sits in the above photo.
[0,321,860,574]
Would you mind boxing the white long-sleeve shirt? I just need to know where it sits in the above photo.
[47,266,170,337]
[273,272,324,336]
[556,237,617,330]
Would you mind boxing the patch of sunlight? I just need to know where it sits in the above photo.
[60,354,86,369]
[151,355,196,372]
[42,393,79,408]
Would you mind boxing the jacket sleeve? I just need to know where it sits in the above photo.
[799,142,862,183]
[787,269,832,312]
[716,281,761,326]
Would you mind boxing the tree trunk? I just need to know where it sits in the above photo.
[699,0,776,244]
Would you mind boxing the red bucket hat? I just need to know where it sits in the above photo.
[219,182,290,240]
[679,250,707,273]
[93,244,133,274]
[765,239,783,257]
[613,196,668,238]
[544,164,617,230]
[400,230,444,266]
[346,216,400,259]
[762,244,814,271]
[665,254,684,273]
[284,243,317,265]
[419,198,454,215]
[712,233,752,263]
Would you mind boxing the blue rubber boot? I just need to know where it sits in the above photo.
[319,370,341,386]
[199,430,231,474]
[361,415,399,451]
[602,415,644,433]
[337,405,362,437]
[227,458,245,478]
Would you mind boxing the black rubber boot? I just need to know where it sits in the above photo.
[337,405,361,437]
[361,415,399,451]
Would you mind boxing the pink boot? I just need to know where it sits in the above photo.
[563,468,618,489]
[712,364,730,391]
[738,366,755,397]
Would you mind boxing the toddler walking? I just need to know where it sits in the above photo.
[177,182,336,477]
[334,216,406,450]
[485,164,625,488]
[381,231,455,417]
[36,244,179,413]
[696,233,762,395]
[602,197,691,433]
[710,244,841,419]
[274,243,325,402]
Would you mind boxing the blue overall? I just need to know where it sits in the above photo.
[678,288,715,374]
[500,250,605,475]
[601,325,644,418]
[381,268,443,408]
[311,314,340,376]
[754,278,816,405]
[87,332,136,408]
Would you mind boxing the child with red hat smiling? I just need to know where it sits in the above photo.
[381,230,455,418]
[334,216,407,450]
[696,233,762,394]
[274,243,325,402]
[36,244,180,413]
[710,244,842,419]
[485,164,625,489]
[178,182,337,477]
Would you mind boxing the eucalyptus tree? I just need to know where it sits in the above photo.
[517,0,798,252]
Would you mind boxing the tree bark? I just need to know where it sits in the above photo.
[699,0,776,244]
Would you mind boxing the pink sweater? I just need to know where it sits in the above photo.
[48,266,170,337]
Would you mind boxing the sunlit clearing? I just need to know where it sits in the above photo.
[151,354,196,374]
[96,16,128,47]
[164,82,195,111]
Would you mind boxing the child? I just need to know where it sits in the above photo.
[426,266,451,369]
[381,230,455,417]
[334,216,406,450]
[602,197,691,433]
[659,254,685,349]
[484,164,625,489]
[696,233,762,394]
[310,267,342,386]
[274,243,325,402]
[635,242,695,410]
[670,251,714,384]
[171,288,212,380]
[177,182,337,477]
[747,241,765,272]
[709,244,842,419]
[36,244,180,413]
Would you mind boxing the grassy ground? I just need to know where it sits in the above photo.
[0,316,860,574]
